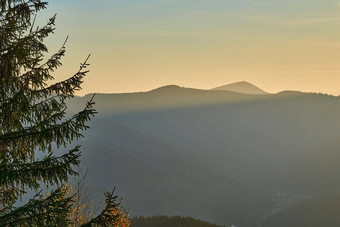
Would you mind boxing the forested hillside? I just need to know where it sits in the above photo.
[130,216,223,227]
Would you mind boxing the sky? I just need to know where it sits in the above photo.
[39,0,340,95]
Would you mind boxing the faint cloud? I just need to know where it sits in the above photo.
[337,2,340,7]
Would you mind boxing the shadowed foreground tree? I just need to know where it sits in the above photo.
[68,170,131,227]
[0,0,127,226]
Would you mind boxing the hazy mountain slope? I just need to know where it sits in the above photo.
[212,81,268,94]
[284,138,340,195]
[262,195,340,227]
[131,215,223,227]
[68,86,340,226]
[79,118,262,226]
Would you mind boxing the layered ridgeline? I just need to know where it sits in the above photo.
[67,82,340,226]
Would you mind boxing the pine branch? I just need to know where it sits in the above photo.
[19,35,67,90]
[0,93,66,133]
[0,96,96,158]
[0,187,73,226]
[0,186,24,209]
[0,146,81,190]
[1,14,55,55]
[81,188,120,227]
[34,54,91,96]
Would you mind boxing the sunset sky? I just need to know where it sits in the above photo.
[40,0,340,95]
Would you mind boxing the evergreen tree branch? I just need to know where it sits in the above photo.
[35,54,91,96]
[0,187,73,226]
[81,188,120,227]
[0,96,96,158]
[0,146,81,190]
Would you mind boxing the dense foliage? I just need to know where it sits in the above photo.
[131,215,223,227]
[0,0,127,226]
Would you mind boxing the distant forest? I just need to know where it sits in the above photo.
[130,215,224,227]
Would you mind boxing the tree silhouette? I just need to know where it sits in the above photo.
[0,0,122,225]
[67,169,131,227]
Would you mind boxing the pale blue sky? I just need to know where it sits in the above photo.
[40,0,340,95]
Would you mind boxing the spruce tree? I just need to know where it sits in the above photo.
[0,0,103,225]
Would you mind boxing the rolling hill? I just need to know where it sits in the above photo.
[262,195,340,227]
[67,85,340,226]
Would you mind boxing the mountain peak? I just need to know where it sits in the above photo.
[212,81,268,95]
[150,85,184,92]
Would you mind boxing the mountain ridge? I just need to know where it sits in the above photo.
[67,86,340,226]
[79,82,337,98]
[212,81,268,94]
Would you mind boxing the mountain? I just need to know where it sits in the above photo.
[212,81,268,94]
[130,215,223,227]
[262,195,340,227]
[71,85,263,114]
[67,86,340,226]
